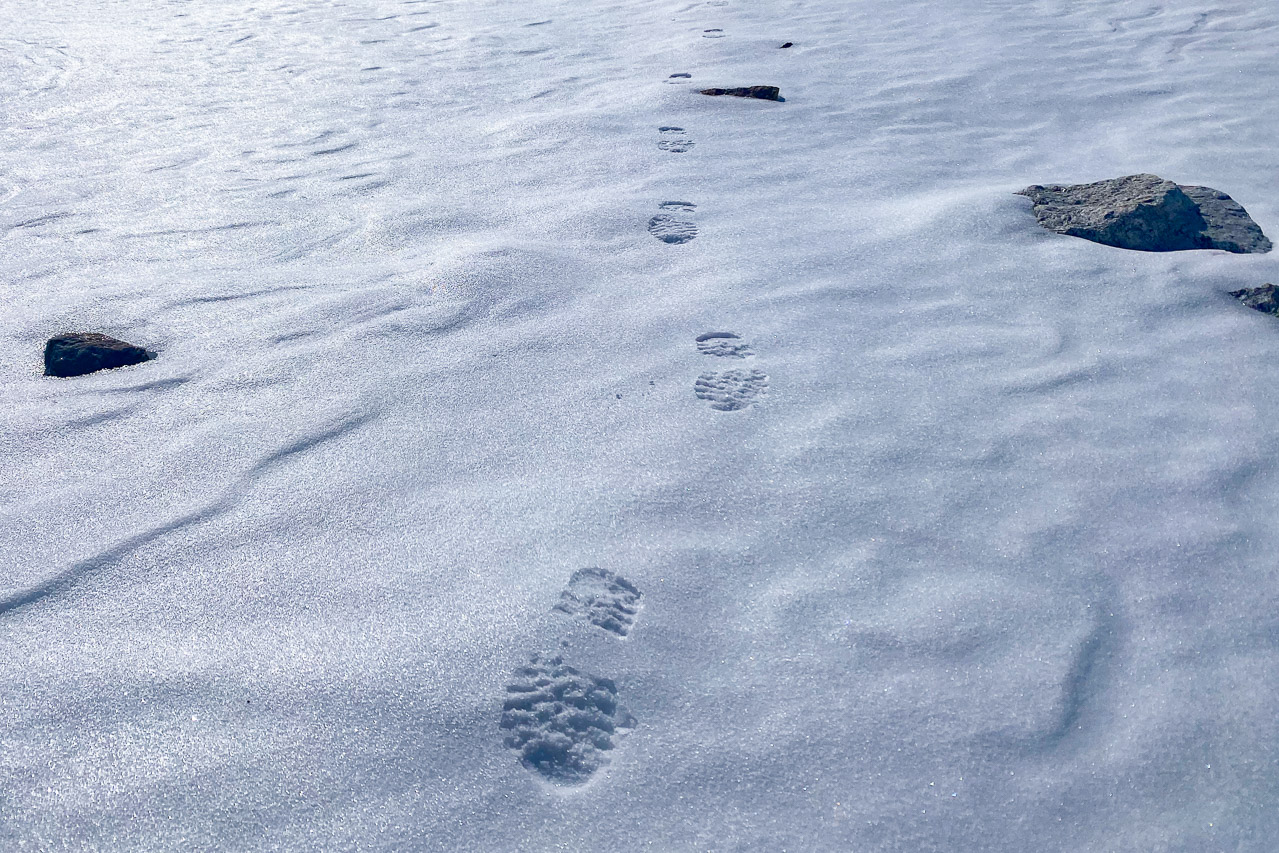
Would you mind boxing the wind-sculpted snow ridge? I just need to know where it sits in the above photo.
[0,412,376,617]
[553,567,642,636]
[500,653,636,785]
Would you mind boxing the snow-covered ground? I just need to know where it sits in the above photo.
[3,0,1278,848]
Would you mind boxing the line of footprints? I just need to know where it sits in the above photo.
[500,364,765,785]
[502,0,768,788]
[650,42,773,412]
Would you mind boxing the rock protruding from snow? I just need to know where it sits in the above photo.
[1180,185,1273,254]
[500,654,635,785]
[43,333,156,378]
[1017,174,1271,253]
[1230,283,1279,315]
[699,86,781,101]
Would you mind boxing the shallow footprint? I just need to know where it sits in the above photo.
[500,653,636,785]
[657,126,695,153]
[695,368,768,411]
[554,568,642,636]
[648,201,698,244]
[696,331,753,358]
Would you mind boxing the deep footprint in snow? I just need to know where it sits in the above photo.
[554,568,642,636]
[657,126,695,153]
[696,331,753,358]
[500,653,636,785]
[648,201,698,244]
[695,368,768,411]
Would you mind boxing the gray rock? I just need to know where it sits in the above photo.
[44,332,156,378]
[1230,283,1279,315]
[1180,185,1272,254]
[699,86,781,101]
[1017,174,1270,253]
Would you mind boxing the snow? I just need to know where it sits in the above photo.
[2,0,1278,848]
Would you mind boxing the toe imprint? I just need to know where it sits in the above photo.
[696,331,753,358]
[554,568,642,636]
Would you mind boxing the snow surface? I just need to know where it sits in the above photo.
[2,0,1279,849]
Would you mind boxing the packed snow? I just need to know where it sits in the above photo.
[2,0,1278,849]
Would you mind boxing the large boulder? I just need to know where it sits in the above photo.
[1017,174,1271,253]
[44,332,156,378]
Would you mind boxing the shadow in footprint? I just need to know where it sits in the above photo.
[648,201,698,244]
[703,28,725,38]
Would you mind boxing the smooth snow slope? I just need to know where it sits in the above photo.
[2,0,1279,849]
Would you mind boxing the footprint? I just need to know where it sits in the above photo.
[702,28,725,38]
[657,126,695,153]
[693,333,767,410]
[696,331,753,358]
[500,653,636,785]
[554,568,642,636]
[665,72,692,84]
[648,201,698,244]
[695,368,768,411]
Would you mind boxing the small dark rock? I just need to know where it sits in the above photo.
[780,42,793,48]
[698,85,781,101]
[1017,174,1271,253]
[1230,283,1279,315]
[44,332,156,378]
